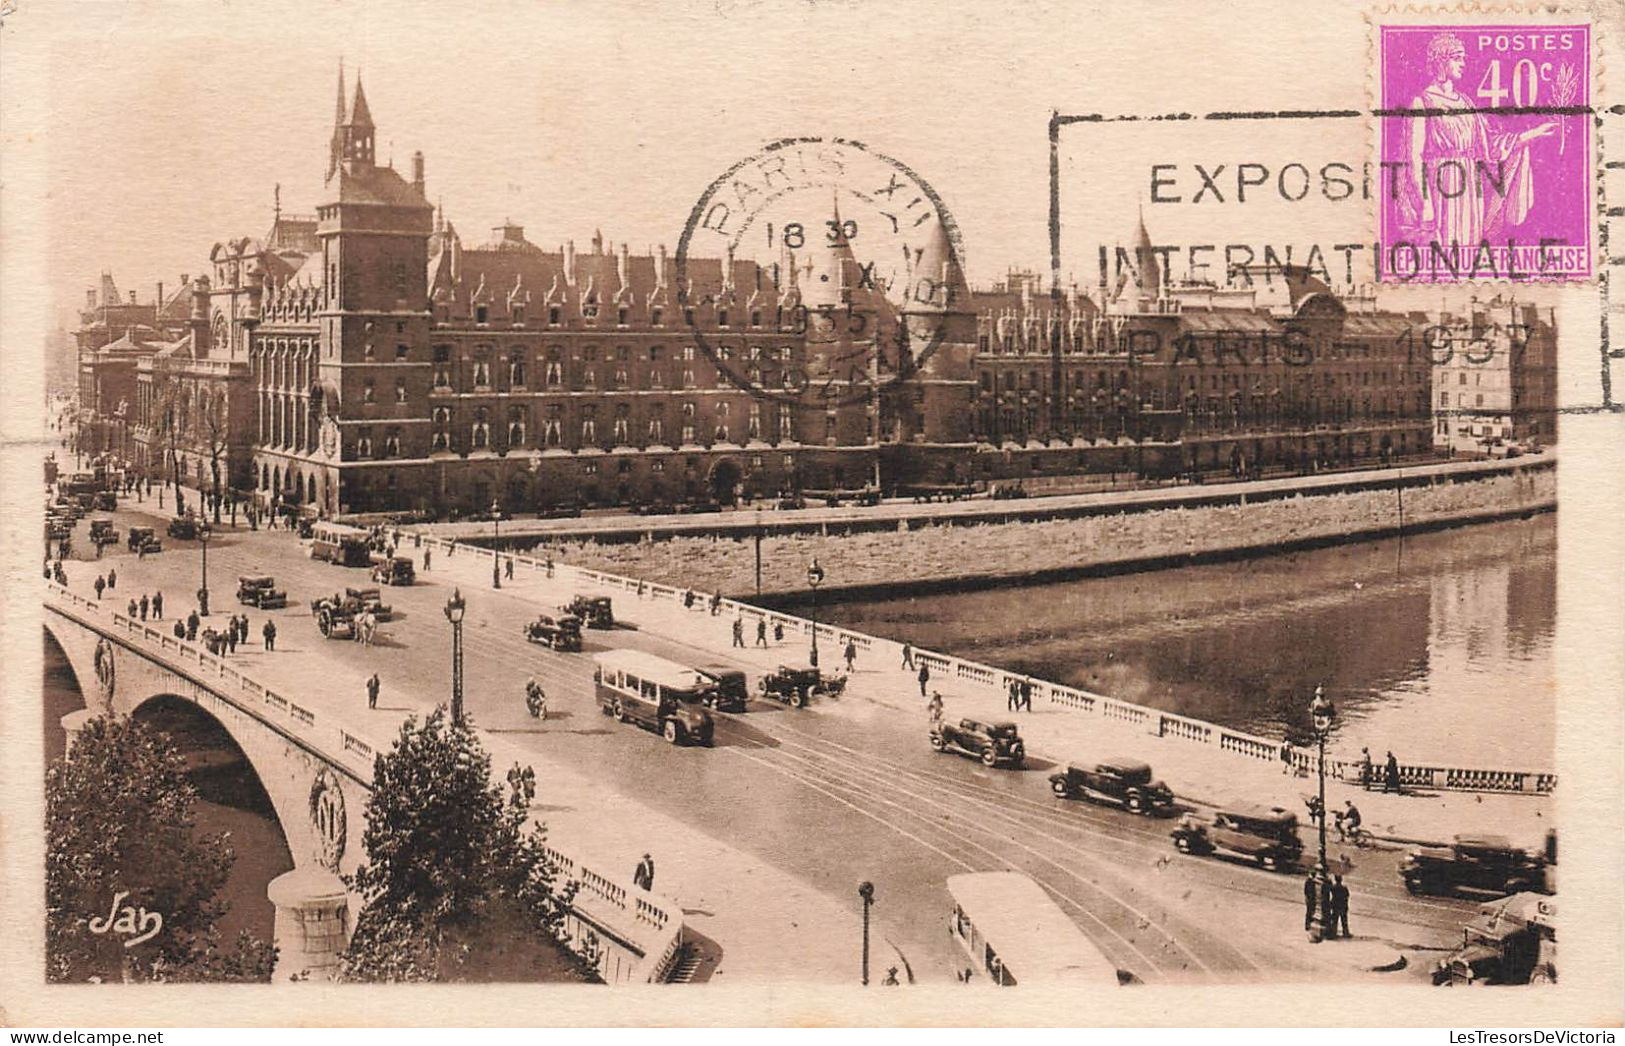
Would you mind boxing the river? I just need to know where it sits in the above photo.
[802,514,1556,767]
[42,632,293,947]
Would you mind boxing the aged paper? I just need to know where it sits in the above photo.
[2,0,1621,1027]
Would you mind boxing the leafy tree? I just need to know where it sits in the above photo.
[45,715,276,982]
[339,708,596,983]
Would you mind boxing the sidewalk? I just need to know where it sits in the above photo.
[417,543,1554,855]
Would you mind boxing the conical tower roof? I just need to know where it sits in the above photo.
[904,216,968,313]
[347,75,374,129]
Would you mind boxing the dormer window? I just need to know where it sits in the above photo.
[548,306,561,325]
[476,304,489,324]
[717,309,729,328]
[617,307,629,326]
[583,300,600,320]
[512,304,526,324]
[651,307,664,326]
[751,310,762,327]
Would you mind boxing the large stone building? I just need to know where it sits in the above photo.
[1430,295,1557,454]
[79,72,1439,517]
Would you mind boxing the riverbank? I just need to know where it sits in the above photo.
[528,463,1555,601]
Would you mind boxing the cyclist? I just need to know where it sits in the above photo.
[1336,799,1363,843]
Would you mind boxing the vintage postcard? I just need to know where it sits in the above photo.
[1,0,1621,1029]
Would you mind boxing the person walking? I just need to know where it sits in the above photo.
[504,556,514,581]
[1020,679,1034,712]
[1330,875,1351,939]
[927,690,945,726]
[107,567,116,590]
[1303,872,1319,933]
[173,620,186,641]
[366,672,380,710]
[633,853,655,891]
[773,621,784,643]
[901,642,915,670]
[422,547,432,571]
[1384,750,1401,794]
[732,616,745,648]
[917,662,930,697]
[263,619,277,651]
[152,591,163,619]
[844,640,857,673]
[1357,747,1373,790]
[756,618,768,648]
[226,626,237,655]
[139,593,149,621]
[186,610,199,642]
[93,574,106,600]
[127,597,138,619]
[1008,679,1020,712]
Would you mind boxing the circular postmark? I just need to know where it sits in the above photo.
[676,137,966,409]
[308,766,347,872]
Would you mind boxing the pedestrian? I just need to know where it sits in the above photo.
[263,619,277,651]
[240,614,250,645]
[1384,750,1400,793]
[1357,747,1373,790]
[423,547,432,571]
[918,662,930,697]
[127,597,138,619]
[95,539,103,559]
[633,852,655,891]
[1330,874,1351,939]
[756,618,768,647]
[94,575,105,600]
[1020,679,1034,712]
[1303,872,1318,932]
[137,541,146,561]
[1008,679,1020,712]
[505,556,514,580]
[173,620,186,641]
[927,690,944,726]
[844,639,856,673]
[732,617,744,648]
[545,556,554,578]
[683,589,695,609]
[107,568,116,590]
[152,591,163,619]
[366,672,380,710]
[186,610,199,642]
[901,642,915,670]
[1281,739,1296,776]
[226,627,237,654]
[710,591,722,616]
[773,621,784,643]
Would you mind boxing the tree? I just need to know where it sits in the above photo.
[339,708,596,983]
[45,715,276,982]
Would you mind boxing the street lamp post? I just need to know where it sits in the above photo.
[491,499,502,589]
[1309,685,1336,943]
[806,558,825,668]
[857,881,875,986]
[444,587,467,726]
[197,525,211,616]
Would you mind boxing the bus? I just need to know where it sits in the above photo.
[946,872,1131,985]
[310,521,374,567]
[592,649,715,746]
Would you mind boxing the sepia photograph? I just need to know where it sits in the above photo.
[1,0,1621,1031]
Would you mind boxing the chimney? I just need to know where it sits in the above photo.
[190,275,211,357]
[157,282,164,310]
[411,150,425,196]
[655,244,668,286]
[564,239,577,285]
[129,290,138,305]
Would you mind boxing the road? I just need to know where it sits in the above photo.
[52,496,1485,983]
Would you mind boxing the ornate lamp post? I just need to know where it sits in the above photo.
[857,880,875,986]
[1309,684,1336,942]
[444,587,467,726]
[807,558,825,668]
[491,499,502,589]
[197,524,211,616]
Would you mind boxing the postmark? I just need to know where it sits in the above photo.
[1376,20,1593,282]
[675,137,967,408]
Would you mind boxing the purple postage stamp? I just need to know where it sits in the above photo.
[1378,22,1592,282]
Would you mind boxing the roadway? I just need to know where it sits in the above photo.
[52,496,1485,983]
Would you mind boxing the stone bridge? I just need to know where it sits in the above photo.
[43,583,685,984]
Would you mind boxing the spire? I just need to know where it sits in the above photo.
[327,61,347,181]
[334,60,347,126]
[348,74,374,129]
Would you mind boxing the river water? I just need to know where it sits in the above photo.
[809,515,1556,768]
[42,633,293,947]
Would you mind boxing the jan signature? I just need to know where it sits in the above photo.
[88,890,163,948]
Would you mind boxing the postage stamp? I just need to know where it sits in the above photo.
[1376,21,1594,282]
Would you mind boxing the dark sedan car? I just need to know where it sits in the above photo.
[1049,758,1174,814]
[1400,835,1551,898]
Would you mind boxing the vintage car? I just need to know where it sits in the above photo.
[759,664,823,708]
[1399,835,1551,898]
[562,594,614,629]
[777,495,808,511]
[87,519,120,545]
[1171,804,1303,871]
[930,718,1026,769]
[1433,893,1556,986]
[125,526,162,554]
[93,491,118,511]
[523,613,584,652]
[166,515,204,541]
[236,575,288,609]
[315,605,358,640]
[539,502,583,519]
[52,495,83,518]
[345,586,393,621]
[370,555,416,586]
[695,665,749,712]
[1049,758,1175,814]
